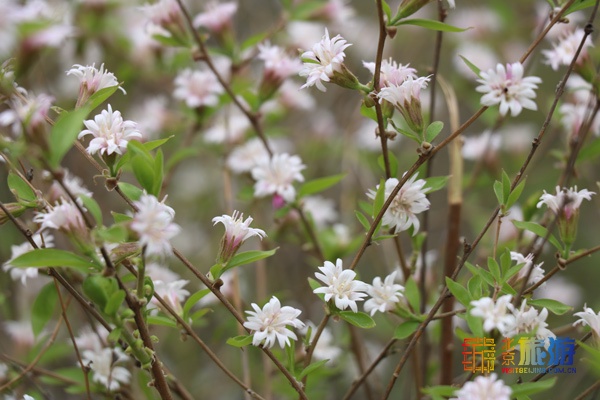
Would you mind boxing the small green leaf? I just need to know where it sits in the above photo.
[147,315,178,328]
[465,311,483,337]
[404,278,421,311]
[487,257,501,282]
[527,299,572,315]
[80,195,102,226]
[501,170,511,205]
[227,335,254,347]
[565,0,595,16]
[83,275,118,311]
[372,178,386,218]
[225,248,278,270]
[298,174,345,198]
[104,290,125,316]
[183,288,211,319]
[393,18,468,32]
[112,211,133,223]
[512,220,562,251]
[117,182,143,201]
[393,321,420,339]
[298,359,329,379]
[506,179,526,210]
[355,210,371,231]
[107,327,122,344]
[445,277,471,306]
[494,180,504,206]
[8,172,36,203]
[381,0,392,21]
[49,107,90,168]
[95,225,128,243]
[467,275,483,300]
[377,152,399,177]
[32,282,58,337]
[425,121,444,143]
[131,154,155,195]
[152,149,164,196]
[86,86,120,111]
[510,377,556,396]
[9,249,101,272]
[338,311,376,329]
[459,55,482,77]
[360,102,378,122]
[423,176,449,194]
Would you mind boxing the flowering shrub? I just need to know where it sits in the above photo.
[1,0,600,399]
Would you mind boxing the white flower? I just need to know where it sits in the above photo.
[66,63,126,99]
[536,185,595,220]
[141,0,182,29]
[510,252,545,287]
[364,271,404,316]
[276,80,316,110]
[193,1,237,32]
[451,373,512,400]
[542,28,593,71]
[75,326,109,352]
[33,200,87,234]
[573,305,600,336]
[367,174,430,235]
[4,320,36,347]
[146,262,181,283]
[3,233,54,285]
[476,62,542,116]
[470,294,514,333]
[82,348,131,391]
[130,96,170,141]
[212,210,266,262]
[299,28,351,92]
[258,42,302,82]
[78,104,142,156]
[313,258,368,312]
[377,76,430,107]
[204,109,250,144]
[130,193,180,257]
[362,58,417,86]
[173,68,223,109]
[226,137,271,174]
[302,196,338,229]
[0,362,7,380]
[462,130,501,161]
[505,300,555,345]
[560,102,600,138]
[48,170,93,204]
[243,296,305,349]
[0,90,54,136]
[150,279,190,315]
[251,153,305,203]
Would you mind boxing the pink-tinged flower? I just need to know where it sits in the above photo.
[367,174,430,235]
[363,58,417,87]
[476,62,542,116]
[3,233,54,285]
[451,373,511,400]
[193,1,237,32]
[173,68,223,109]
[542,28,593,71]
[302,196,338,229]
[33,200,87,234]
[78,104,142,156]
[131,193,181,257]
[299,28,352,92]
[0,90,53,139]
[573,305,600,337]
[560,102,600,139]
[377,76,430,132]
[364,271,404,316]
[204,108,249,144]
[141,0,183,30]
[66,63,126,105]
[258,42,302,82]
[470,294,513,333]
[313,258,368,313]
[510,252,545,287]
[243,296,305,349]
[537,186,595,220]
[150,279,190,315]
[47,170,93,204]
[24,23,75,49]
[251,153,305,204]
[461,130,501,161]
[226,137,271,174]
[212,210,266,263]
[317,0,355,24]
[82,348,131,391]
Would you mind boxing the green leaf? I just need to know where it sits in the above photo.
[225,248,278,270]
[501,170,511,205]
[104,290,125,316]
[465,311,483,337]
[80,195,102,226]
[494,180,504,206]
[95,225,128,243]
[577,137,600,162]
[377,152,398,177]
[338,311,376,329]
[9,249,101,273]
[506,179,526,210]
[114,137,172,172]
[152,149,164,196]
[8,172,36,203]
[147,315,178,329]
[226,335,254,347]
[459,55,482,77]
[355,210,371,231]
[131,154,155,195]
[393,321,420,339]
[83,275,118,311]
[423,176,449,194]
[512,220,562,251]
[510,377,556,396]
[527,299,572,315]
[298,359,329,379]
[165,147,198,171]
[183,288,211,319]
[565,0,595,16]
[298,174,345,198]
[86,86,120,111]
[241,31,270,50]
[117,182,143,201]
[466,262,495,288]
[381,0,392,21]
[32,282,58,337]
[445,277,471,306]
[404,278,421,311]
[467,275,483,300]
[487,257,501,282]
[48,107,90,168]
[393,18,468,32]
[360,102,378,122]
[372,178,386,218]
[425,121,444,143]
